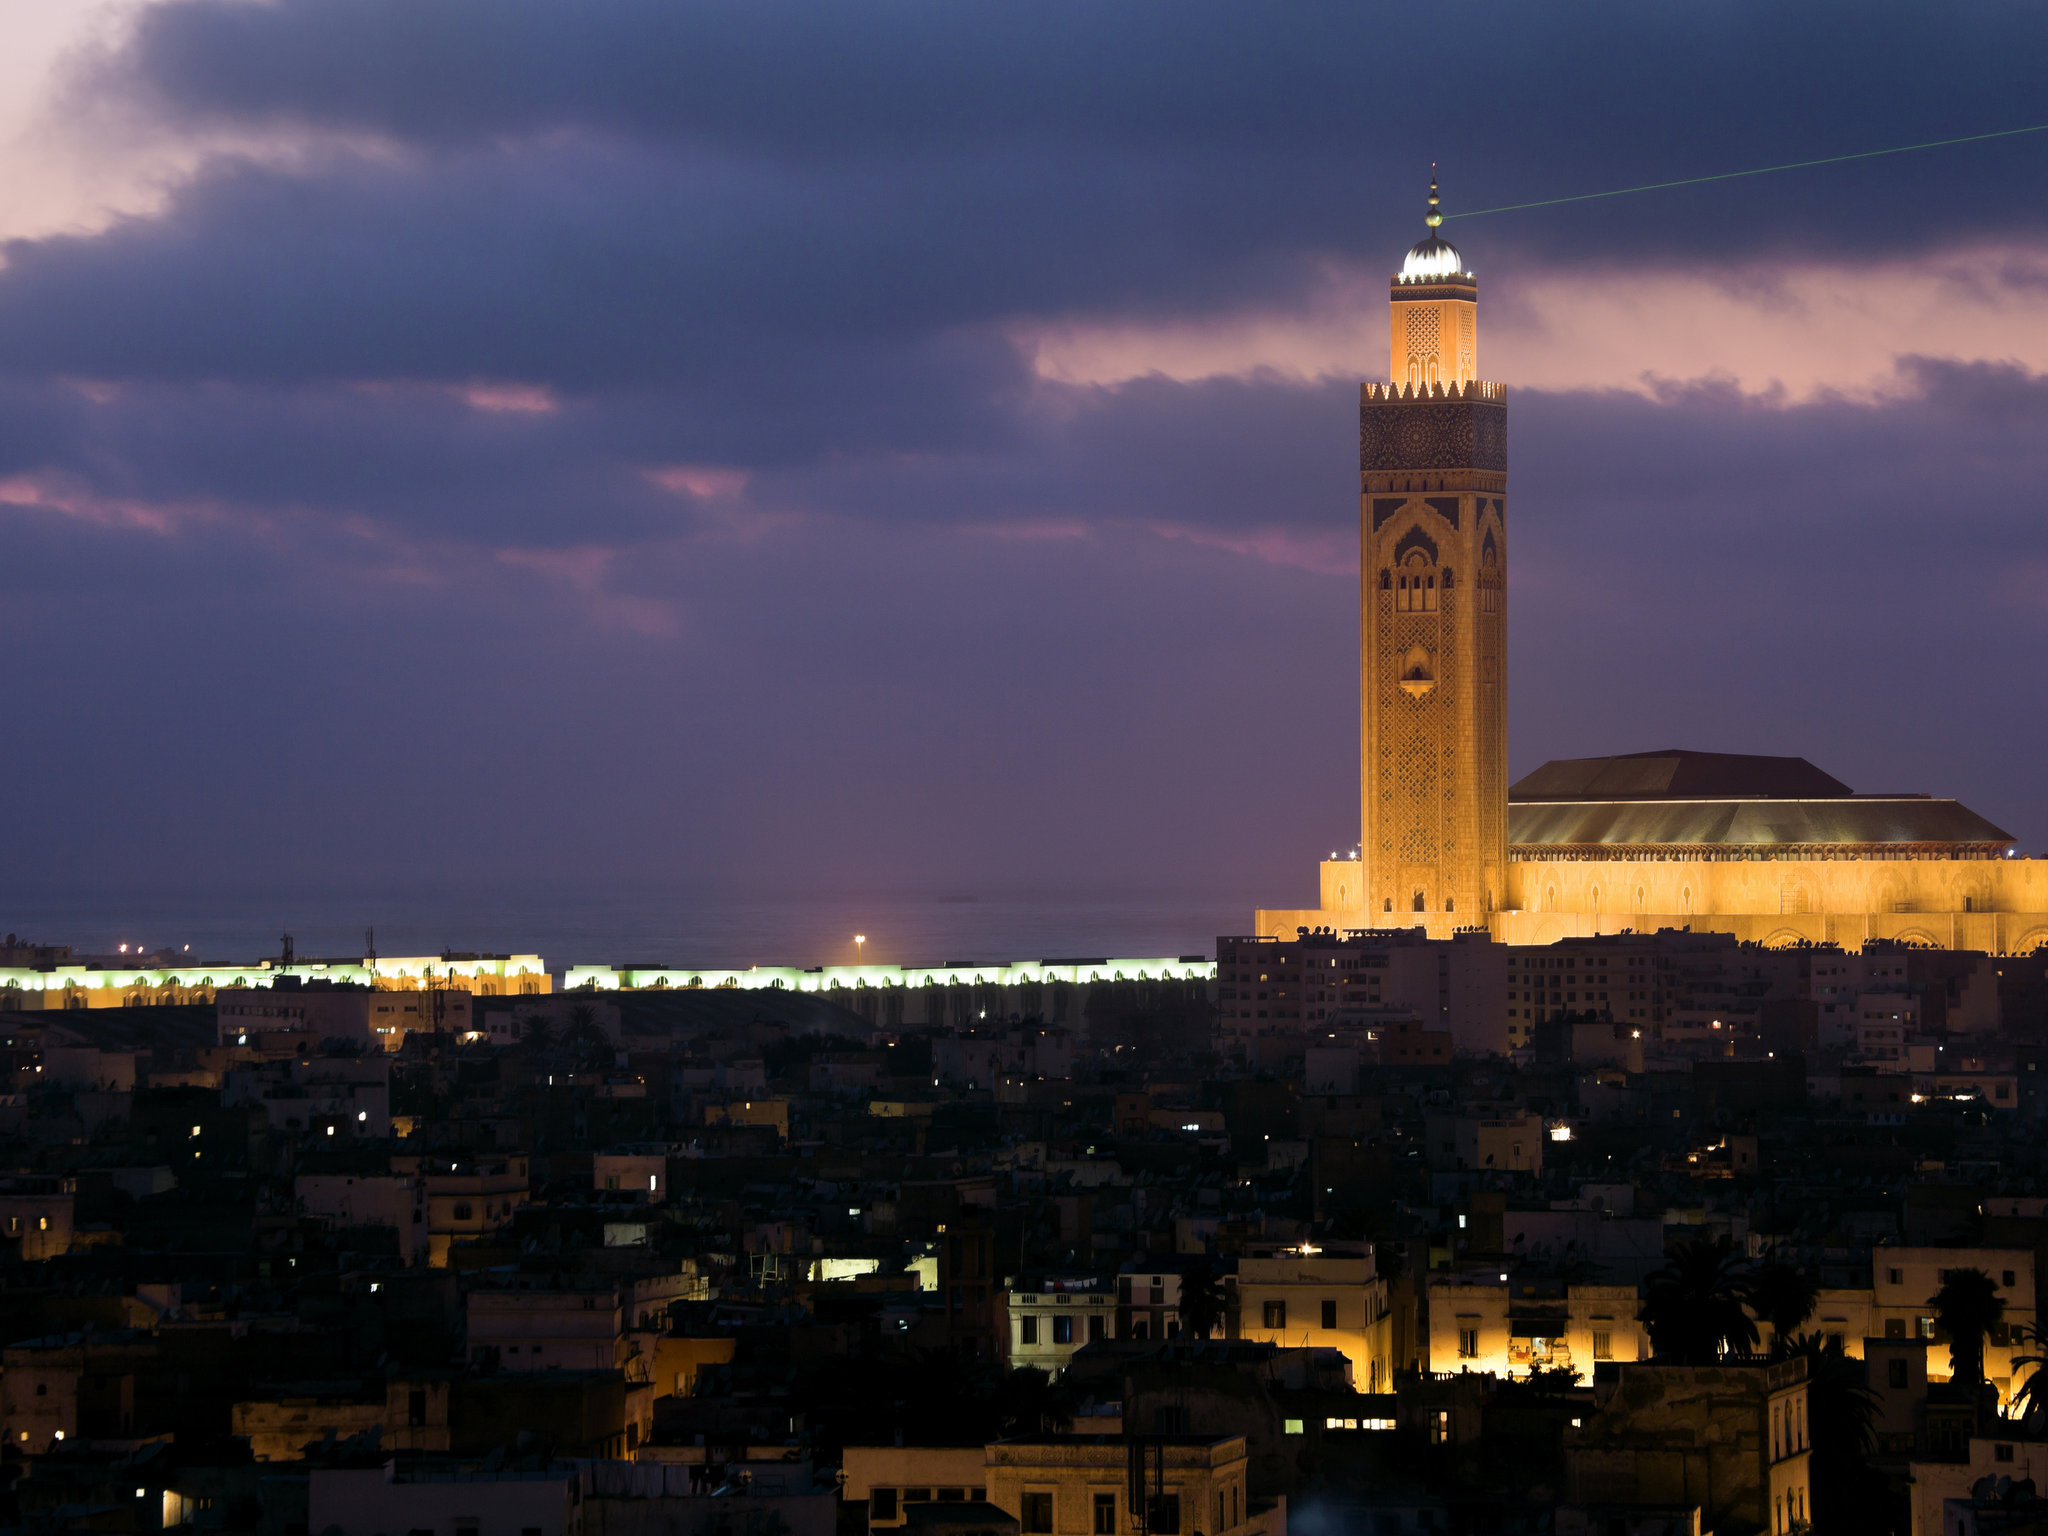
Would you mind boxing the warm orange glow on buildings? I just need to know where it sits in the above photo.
[1258,181,2048,953]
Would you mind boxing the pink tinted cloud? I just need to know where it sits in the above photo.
[1019,245,2048,404]
[647,464,752,498]
[0,472,190,533]
[644,468,808,544]
[455,381,558,414]
[1147,520,1352,576]
[496,544,677,637]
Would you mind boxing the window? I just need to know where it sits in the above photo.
[1053,1316,1074,1345]
[1592,1331,1612,1361]
[1148,1496,1180,1535]
[872,1494,901,1524]
[1430,1409,1451,1446]
[1918,1316,1936,1340]
[1997,1443,2017,1463]
[453,1203,473,1222]
[1283,1418,1304,1435]
[939,1490,965,1503]
[1321,1299,1338,1330]
[1458,1328,1478,1359]
[905,1490,932,1505]
[1088,1315,1106,1343]
[1888,1359,1908,1389]
[1887,1268,1903,1285]
[1023,1494,1054,1533]
[1884,1318,1906,1339]
[408,1389,428,1427]
[1263,1300,1286,1329]
[1095,1494,1117,1535]
[1021,1316,1038,1346]
[2005,1271,2018,1288]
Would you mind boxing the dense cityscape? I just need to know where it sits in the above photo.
[0,922,2039,1535]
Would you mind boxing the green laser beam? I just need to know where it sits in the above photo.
[1443,122,2048,220]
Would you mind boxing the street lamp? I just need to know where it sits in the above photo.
[854,934,866,965]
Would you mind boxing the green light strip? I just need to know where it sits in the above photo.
[1444,122,2048,221]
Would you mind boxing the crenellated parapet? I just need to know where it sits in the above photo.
[1360,378,1508,493]
[1361,379,1506,403]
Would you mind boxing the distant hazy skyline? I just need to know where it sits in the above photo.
[2,2,2045,931]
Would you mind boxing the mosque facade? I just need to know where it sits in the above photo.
[1255,183,2048,955]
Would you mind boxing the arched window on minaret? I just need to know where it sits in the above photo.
[1395,550,1438,613]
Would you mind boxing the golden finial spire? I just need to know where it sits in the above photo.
[1425,167,1442,231]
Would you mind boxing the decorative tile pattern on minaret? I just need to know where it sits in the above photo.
[1359,176,1509,932]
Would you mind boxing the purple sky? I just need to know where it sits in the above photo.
[2,1,2046,933]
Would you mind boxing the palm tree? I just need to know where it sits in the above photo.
[1929,1266,2006,1391]
[1176,1260,1227,1341]
[2004,1324,2048,1431]
[1747,1260,1819,1356]
[1642,1235,1758,1364]
[1781,1334,1885,1535]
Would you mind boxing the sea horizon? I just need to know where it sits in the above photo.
[0,885,1261,979]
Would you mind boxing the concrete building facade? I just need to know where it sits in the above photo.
[1233,1247,1391,1393]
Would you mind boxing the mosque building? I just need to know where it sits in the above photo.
[1255,179,2048,955]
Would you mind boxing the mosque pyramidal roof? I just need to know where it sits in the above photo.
[1509,749,1852,802]
[1508,749,2015,853]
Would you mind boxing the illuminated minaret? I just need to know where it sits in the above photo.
[1357,175,1508,933]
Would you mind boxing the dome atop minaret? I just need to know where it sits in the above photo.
[1398,172,1468,282]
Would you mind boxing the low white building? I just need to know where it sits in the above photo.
[1009,1277,1116,1374]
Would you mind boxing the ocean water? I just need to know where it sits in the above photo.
[1,886,1255,977]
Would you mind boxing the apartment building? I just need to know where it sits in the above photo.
[1234,1245,1392,1392]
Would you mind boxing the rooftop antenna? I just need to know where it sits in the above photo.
[280,932,295,967]
[365,927,376,970]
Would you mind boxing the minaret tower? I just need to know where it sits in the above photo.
[1357,174,1508,934]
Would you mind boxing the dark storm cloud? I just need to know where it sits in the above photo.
[1505,361,2048,851]
[6,3,2040,419]
[111,0,2048,264]
[1,1,2043,910]
[0,145,1051,401]
[4,358,2045,898]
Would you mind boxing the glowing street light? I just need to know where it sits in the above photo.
[854,934,867,964]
